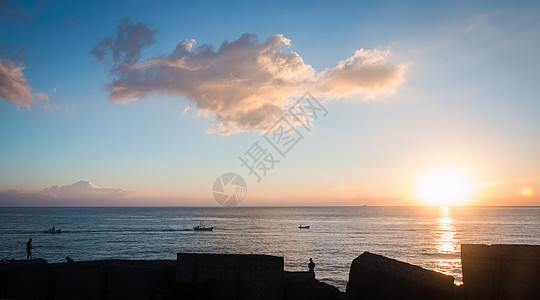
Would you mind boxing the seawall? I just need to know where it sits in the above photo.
[2,244,540,299]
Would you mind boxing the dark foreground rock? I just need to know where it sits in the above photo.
[315,280,341,300]
[176,253,284,300]
[461,244,540,300]
[284,271,316,300]
[2,255,340,300]
[2,259,52,300]
[53,262,107,299]
[0,259,176,300]
[346,252,454,300]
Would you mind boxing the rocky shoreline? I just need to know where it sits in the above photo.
[1,244,539,299]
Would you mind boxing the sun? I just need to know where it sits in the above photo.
[417,168,473,206]
[520,187,533,197]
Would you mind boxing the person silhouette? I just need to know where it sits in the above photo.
[26,238,33,260]
[308,258,315,273]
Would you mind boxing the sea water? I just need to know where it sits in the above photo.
[1,206,539,290]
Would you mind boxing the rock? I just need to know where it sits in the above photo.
[335,292,348,300]
[0,256,342,300]
[461,244,540,300]
[284,271,316,300]
[53,262,107,300]
[0,269,7,299]
[314,280,340,300]
[1,258,48,266]
[174,279,217,300]
[452,284,466,300]
[283,271,341,300]
[4,263,52,300]
[345,252,454,300]
[106,260,176,300]
[0,259,177,300]
[176,253,284,300]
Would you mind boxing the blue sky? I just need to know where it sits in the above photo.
[1,0,539,206]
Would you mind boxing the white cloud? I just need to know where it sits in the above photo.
[181,105,190,116]
[93,19,407,134]
[0,181,135,206]
[39,180,132,200]
[0,58,34,109]
[316,49,406,99]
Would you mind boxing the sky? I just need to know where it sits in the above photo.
[1,0,539,206]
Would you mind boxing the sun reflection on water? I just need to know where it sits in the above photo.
[433,206,462,284]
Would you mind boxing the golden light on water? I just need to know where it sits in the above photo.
[435,207,457,254]
[433,206,462,284]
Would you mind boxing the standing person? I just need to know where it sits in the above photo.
[308,258,315,273]
[26,238,33,260]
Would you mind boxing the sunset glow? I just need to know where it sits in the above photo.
[417,169,473,206]
[1,2,540,299]
[0,0,539,206]
[520,187,533,197]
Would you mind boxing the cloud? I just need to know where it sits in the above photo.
[40,180,132,200]
[34,91,48,100]
[0,181,135,206]
[0,58,34,109]
[90,17,157,66]
[94,19,407,134]
[181,105,190,116]
[34,91,55,110]
[0,0,30,22]
[316,49,406,98]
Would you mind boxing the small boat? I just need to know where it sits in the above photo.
[47,229,62,234]
[193,221,213,231]
[299,225,310,229]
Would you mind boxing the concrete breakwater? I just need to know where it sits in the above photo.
[1,244,539,299]
[461,244,540,300]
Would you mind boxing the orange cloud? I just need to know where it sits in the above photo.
[93,19,407,134]
[0,59,34,109]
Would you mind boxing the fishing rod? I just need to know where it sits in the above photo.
[33,248,49,260]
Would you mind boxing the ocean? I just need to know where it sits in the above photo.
[1,206,539,291]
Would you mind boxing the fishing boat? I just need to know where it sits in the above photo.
[299,225,310,229]
[193,221,213,231]
[47,228,62,234]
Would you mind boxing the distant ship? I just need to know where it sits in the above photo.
[193,221,213,231]
[299,225,310,229]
